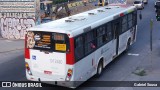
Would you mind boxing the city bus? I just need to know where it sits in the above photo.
[25,4,137,88]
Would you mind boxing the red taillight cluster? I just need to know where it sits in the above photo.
[67,73,71,77]
[25,62,32,75]
[66,69,73,81]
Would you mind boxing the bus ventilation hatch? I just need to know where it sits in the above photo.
[88,12,96,15]
[97,10,105,12]
[65,16,86,22]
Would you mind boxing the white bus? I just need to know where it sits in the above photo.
[25,4,137,88]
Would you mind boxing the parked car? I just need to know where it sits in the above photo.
[134,0,144,10]
[143,0,148,4]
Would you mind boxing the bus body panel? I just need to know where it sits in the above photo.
[95,41,114,68]
[131,26,137,44]
[29,50,66,80]
[26,70,76,88]
[119,30,130,54]
[74,52,96,81]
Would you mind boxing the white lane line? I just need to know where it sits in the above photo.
[5,40,12,42]
[128,53,139,56]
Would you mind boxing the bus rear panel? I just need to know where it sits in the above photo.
[25,31,77,88]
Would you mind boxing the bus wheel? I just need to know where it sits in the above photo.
[96,61,103,77]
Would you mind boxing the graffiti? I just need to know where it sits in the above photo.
[0,0,54,39]
[0,17,35,39]
[0,0,35,13]
[0,0,37,39]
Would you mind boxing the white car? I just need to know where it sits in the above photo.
[134,0,144,9]
[143,0,148,4]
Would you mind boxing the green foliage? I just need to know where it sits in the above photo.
[52,0,68,4]
[132,67,147,76]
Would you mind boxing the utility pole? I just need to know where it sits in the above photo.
[149,19,153,71]
[150,19,153,51]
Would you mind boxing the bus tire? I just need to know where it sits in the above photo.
[125,38,131,52]
[96,61,103,77]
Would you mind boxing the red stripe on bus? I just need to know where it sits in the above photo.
[66,38,75,65]
[25,48,30,59]
[25,34,30,59]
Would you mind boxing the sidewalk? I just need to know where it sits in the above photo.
[113,40,160,90]
[0,38,24,53]
[125,39,160,81]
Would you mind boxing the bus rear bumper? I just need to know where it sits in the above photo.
[26,74,78,88]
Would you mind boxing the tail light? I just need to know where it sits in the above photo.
[65,69,73,81]
[25,34,30,59]
[25,62,32,75]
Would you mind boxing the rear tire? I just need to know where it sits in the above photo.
[96,61,103,77]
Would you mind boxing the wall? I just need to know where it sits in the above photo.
[108,0,127,4]
[108,0,134,4]
[0,0,36,39]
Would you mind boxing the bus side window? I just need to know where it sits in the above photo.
[75,36,84,61]
[97,26,106,47]
[84,31,96,55]
[121,15,128,34]
[107,22,112,41]
[128,13,133,29]
[112,22,116,39]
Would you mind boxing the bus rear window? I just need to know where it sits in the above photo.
[26,31,70,52]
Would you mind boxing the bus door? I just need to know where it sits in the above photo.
[113,19,120,56]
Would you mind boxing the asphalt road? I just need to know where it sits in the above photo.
[0,0,160,90]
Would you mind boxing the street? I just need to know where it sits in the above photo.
[0,0,160,90]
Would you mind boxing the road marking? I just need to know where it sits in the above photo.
[128,53,139,56]
[5,40,12,42]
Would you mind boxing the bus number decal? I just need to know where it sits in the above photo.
[55,44,66,51]
[50,59,63,64]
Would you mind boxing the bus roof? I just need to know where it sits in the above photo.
[29,5,136,37]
